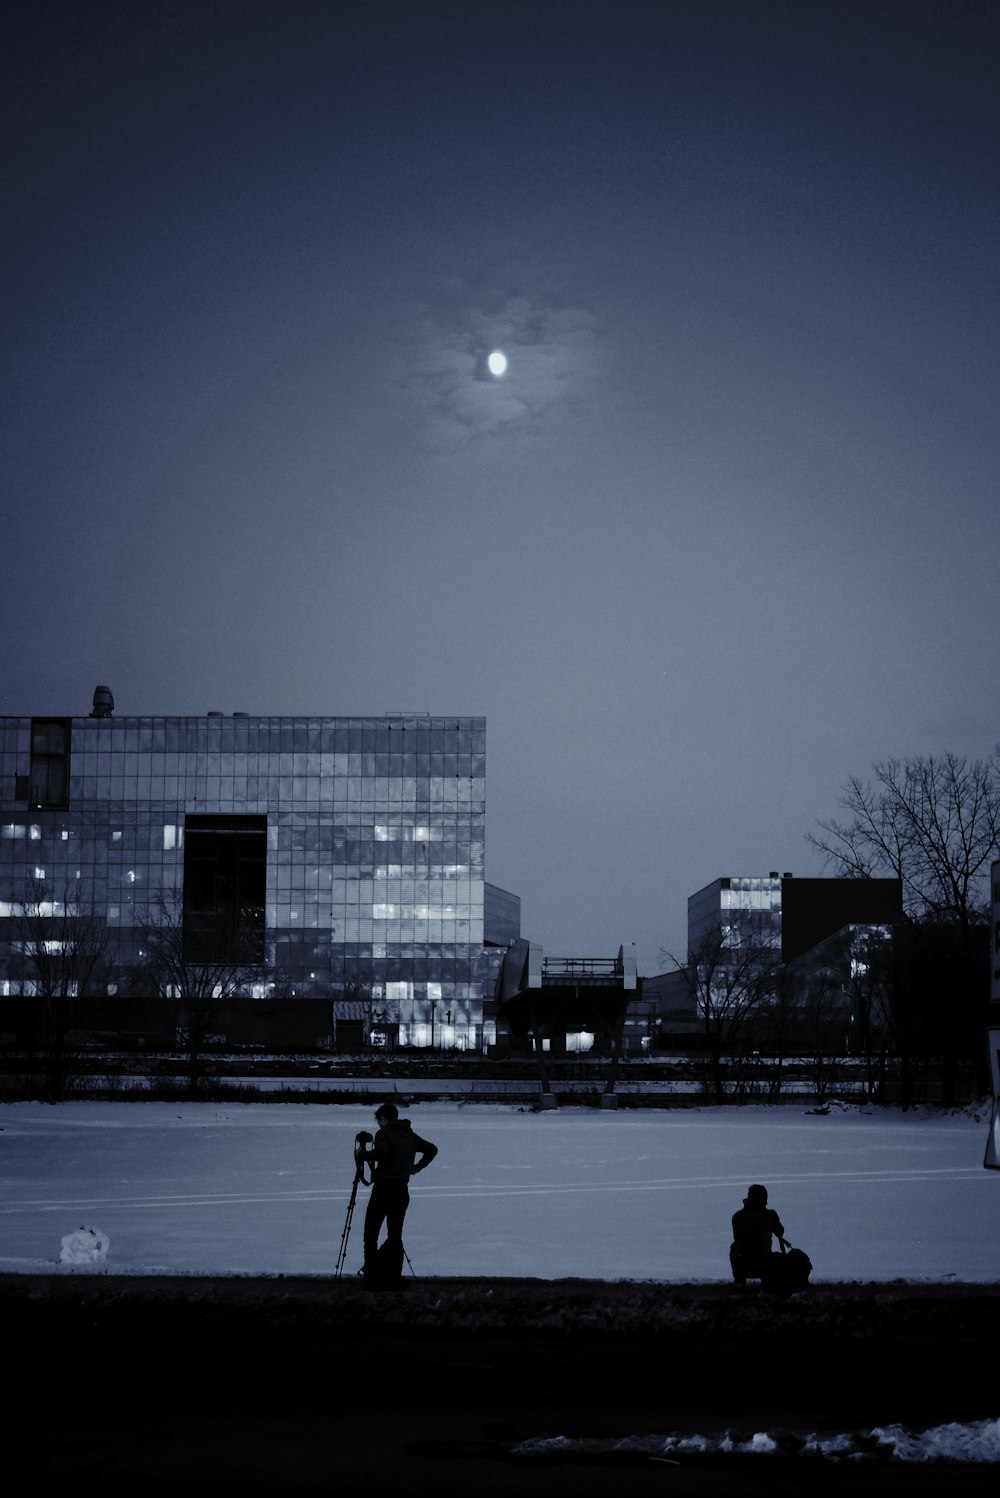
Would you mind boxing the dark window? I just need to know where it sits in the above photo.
[182,815,267,964]
[30,718,70,808]
[336,1019,365,1052]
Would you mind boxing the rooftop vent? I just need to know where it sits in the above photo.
[90,685,114,718]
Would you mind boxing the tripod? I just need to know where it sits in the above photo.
[335,1146,371,1279]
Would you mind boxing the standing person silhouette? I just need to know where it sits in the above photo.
[357,1103,437,1289]
[730,1183,785,1286]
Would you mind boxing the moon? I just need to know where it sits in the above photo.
[487,350,508,377]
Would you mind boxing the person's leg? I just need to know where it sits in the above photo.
[363,1185,388,1275]
[382,1185,410,1281]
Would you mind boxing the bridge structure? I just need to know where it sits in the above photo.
[493,939,637,1107]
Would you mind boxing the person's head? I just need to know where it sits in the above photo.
[745,1184,768,1208]
[375,1103,398,1127]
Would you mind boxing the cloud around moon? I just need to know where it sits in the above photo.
[399,281,611,452]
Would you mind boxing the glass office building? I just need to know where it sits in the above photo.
[0,707,497,1048]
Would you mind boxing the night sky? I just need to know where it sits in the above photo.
[3,1,997,972]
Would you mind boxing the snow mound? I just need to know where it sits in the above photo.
[59,1227,110,1265]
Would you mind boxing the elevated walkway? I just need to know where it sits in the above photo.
[494,940,637,1106]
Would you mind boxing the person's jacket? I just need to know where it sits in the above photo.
[731,1203,784,1260]
[371,1119,438,1184]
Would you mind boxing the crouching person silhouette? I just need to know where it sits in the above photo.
[358,1103,437,1290]
[730,1183,785,1287]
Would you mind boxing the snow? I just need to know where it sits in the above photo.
[512,1418,1000,1465]
[2,1098,997,1471]
[1,1097,997,1282]
[58,1224,109,1264]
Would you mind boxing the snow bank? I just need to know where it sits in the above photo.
[512,1417,1000,1466]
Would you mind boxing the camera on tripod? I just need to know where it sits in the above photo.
[337,1131,374,1278]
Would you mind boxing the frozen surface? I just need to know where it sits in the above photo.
[1,1099,997,1282]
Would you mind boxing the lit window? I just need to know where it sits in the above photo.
[0,901,58,918]
[29,825,42,841]
[163,825,177,850]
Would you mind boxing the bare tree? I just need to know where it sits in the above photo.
[809,751,999,1101]
[134,894,268,1096]
[781,924,896,1103]
[836,924,895,1103]
[11,878,116,1101]
[751,966,803,1103]
[663,916,783,1104]
[808,751,1000,935]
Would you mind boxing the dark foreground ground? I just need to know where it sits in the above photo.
[3,1276,997,1496]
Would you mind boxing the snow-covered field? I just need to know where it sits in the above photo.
[1,1099,997,1282]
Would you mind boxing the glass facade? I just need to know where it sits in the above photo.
[687,875,783,955]
[0,714,491,1047]
[483,882,521,948]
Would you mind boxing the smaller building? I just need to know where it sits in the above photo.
[644,871,904,1049]
[687,871,902,965]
